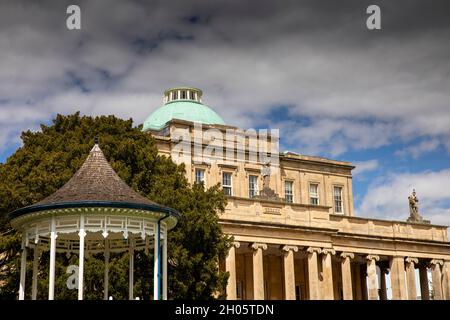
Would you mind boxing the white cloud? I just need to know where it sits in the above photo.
[353,159,379,176]
[395,139,440,159]
[358,169,450,226]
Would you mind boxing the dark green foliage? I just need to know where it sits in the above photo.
[0,112,231,300]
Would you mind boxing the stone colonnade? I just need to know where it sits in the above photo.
[225,242,450,300]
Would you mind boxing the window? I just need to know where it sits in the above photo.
[195,168,205,185]
[249,175,258,198]
[285,181,294,203]
[334,186,343,214]
[309,183,319,205]
[236,281,243,300]
[181,90,187,99]
[222,172,232,196]
[172,91,178,100]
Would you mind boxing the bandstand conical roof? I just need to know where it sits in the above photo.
[36,143,156,206]
[9,142,180,225]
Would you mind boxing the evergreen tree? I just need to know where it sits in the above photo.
[0,112,231,300]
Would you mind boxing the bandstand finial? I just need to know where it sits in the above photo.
[94,136,99,146]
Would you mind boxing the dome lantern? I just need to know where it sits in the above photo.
[164,87,203,104]
[143,87,225,132]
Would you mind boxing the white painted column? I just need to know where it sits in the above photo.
[31,244,39,300]
[129,237,134,300]
[366,255,380,300]
[225,242,240,300]
[162,229,168,300]
[19,236,27,300]
[282,245,298,300]
[340,252,354,300]
[153,224,160,300]
[104,239,109,300]
[48,217,57,300]
[78,214,85,300]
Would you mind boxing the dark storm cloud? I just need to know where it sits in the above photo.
[0,0,450,154]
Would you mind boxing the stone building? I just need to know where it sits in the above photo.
[142,87,450,300]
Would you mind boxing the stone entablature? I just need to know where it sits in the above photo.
[221,196,448,243]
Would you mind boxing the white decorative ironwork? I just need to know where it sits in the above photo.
[17,210,170,301]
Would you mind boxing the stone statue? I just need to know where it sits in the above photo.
[256,161,280,201]
[261,161,271,190]
[408,189,419,220]
[407,189,429,224]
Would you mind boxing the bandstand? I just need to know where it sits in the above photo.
[9,141,180,300]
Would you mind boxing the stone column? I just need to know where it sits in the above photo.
[282,245,298,300]
[390,256,407,300]
[366,255,379,300]
[442,261,450,300]
[225,241,240,300]
[419,264,430,300]
[251,243,267,300]
[321,249,335,300]
[307,247,321,300]
[405,257,418,300]
[430,259,444,300]
[379,268,388,300]
[340,252,354,300]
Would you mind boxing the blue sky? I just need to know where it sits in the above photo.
[1,0,450,225]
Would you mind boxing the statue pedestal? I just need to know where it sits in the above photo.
[256,187,282,202]
[407,217,430,224]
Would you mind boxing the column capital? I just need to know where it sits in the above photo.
[307,247,322,254]
[366,254,380,262]
[430,259,444,266]
[281,245,298,253]
[232,241,241,249]
[322,248,336,255]
[251,243,267,251]
[405,257,419,265]
[340,252,354,259]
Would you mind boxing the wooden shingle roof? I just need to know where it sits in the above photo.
[35,143,156,206]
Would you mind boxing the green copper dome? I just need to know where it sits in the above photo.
[142,87,226,132]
